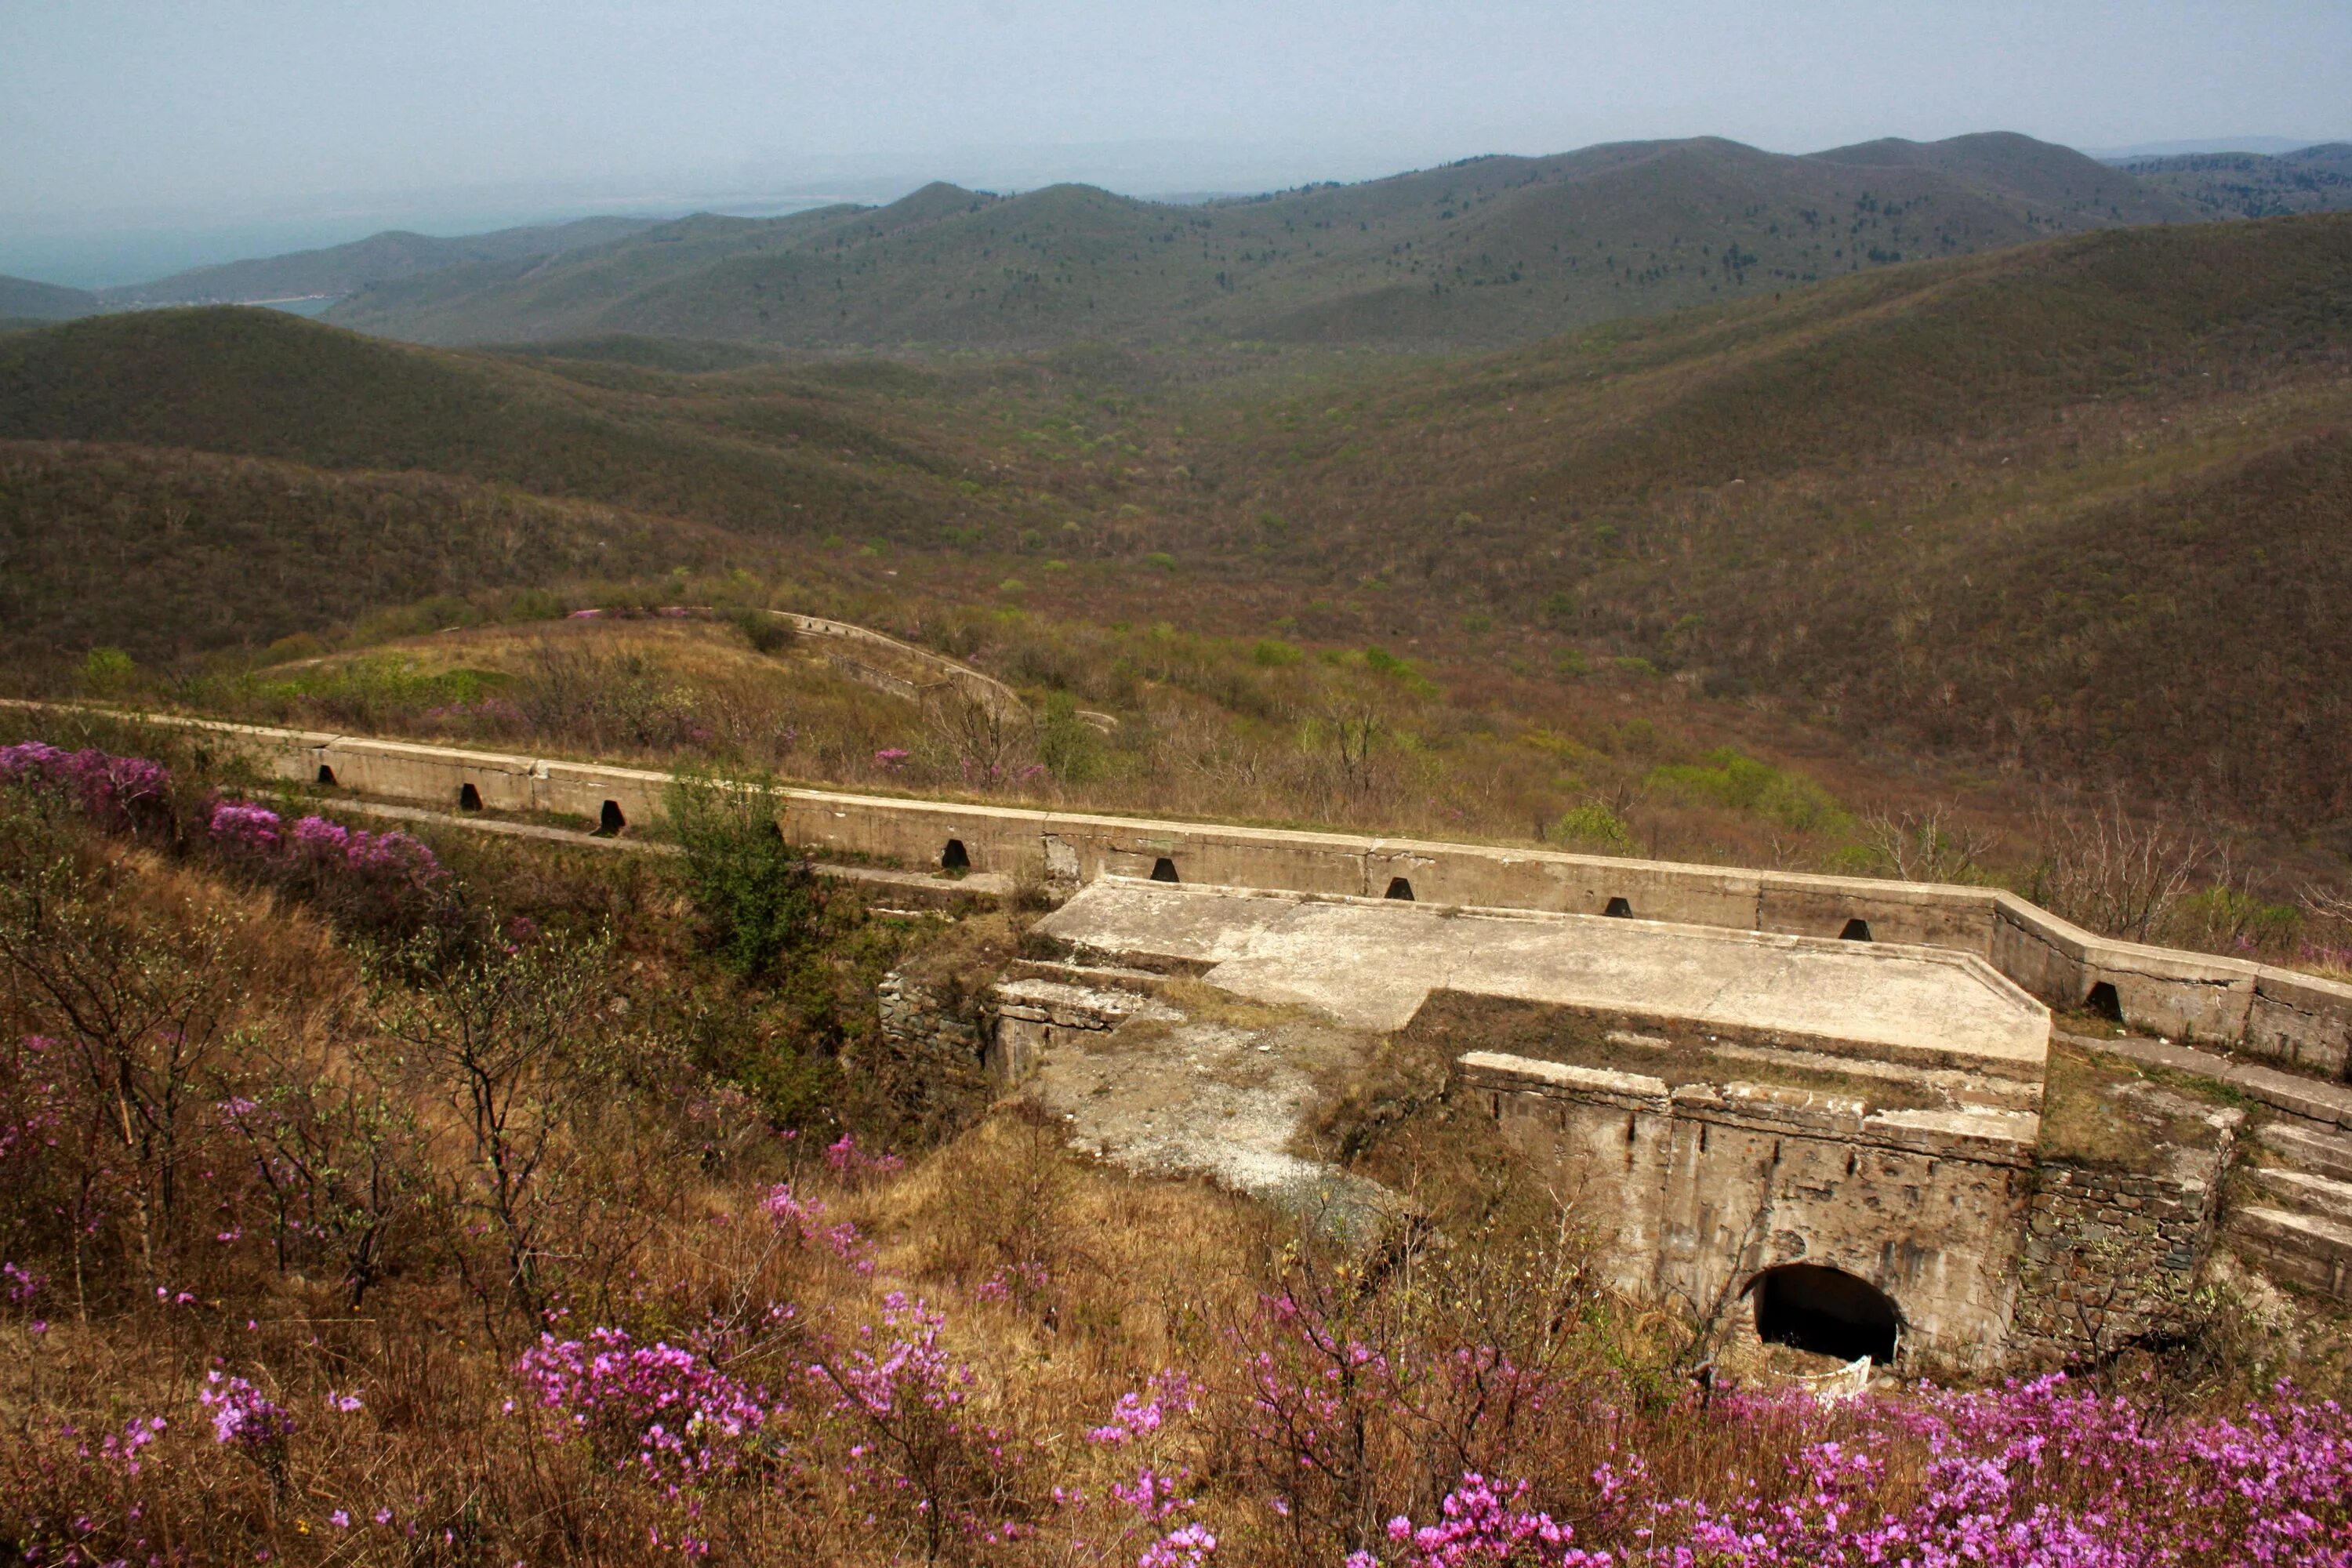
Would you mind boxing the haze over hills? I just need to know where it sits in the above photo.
[96,216,661,307]
[323,132,2193,350]
[2118,143,2352,220]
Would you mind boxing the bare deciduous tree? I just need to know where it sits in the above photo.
[2027,797,2215,943]
[0,850,241,1292]
[924,688,1034,789]
[374,930,622,1320]
[1861,803,1999,885]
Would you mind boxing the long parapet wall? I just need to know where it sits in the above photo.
[14,703,2350,1076]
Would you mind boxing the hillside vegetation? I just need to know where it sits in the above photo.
[0,274,100,321]
[7,216,2352,850]
[2,716,2337,1566]
[0,441,735,662]
[326,133,2190,350]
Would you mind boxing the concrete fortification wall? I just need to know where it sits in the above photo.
[29,706,2352,1077]
[1460,1051,2038,1366]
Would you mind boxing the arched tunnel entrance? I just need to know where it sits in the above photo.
[1748,1264,1901,1363]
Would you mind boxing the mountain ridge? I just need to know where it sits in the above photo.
[324,132,2201,350]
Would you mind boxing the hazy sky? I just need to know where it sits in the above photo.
[7,0,2348,285]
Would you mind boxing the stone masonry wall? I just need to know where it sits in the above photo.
[877,971,990,1073]
[2009,1151,2235,1366]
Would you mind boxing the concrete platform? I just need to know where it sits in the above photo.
[1036,878,2050,1080]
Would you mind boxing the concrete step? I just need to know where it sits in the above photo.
[2253,1166,2352,1225]
[2226,1205,2352,1300]
[2061,1032,2352,1133]
[2258,1120,2352,1185]
[988,974,1181,1087]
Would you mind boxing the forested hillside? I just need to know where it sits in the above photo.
[2119,143,2352,220]
[0,308,1035,544]
[0,441,735,660]
[0,274,100,321]
[1196,214,2352,829]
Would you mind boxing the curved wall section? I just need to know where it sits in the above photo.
[15,703,2347,1077]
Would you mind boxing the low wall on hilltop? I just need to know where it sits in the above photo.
[13,703,2350,1076]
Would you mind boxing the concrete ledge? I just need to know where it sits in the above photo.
[1461,1052,2039,1166]
[2066,1032,2352,1132]
[1862,1105,2042,1167]
[1458,1051,1670,1109]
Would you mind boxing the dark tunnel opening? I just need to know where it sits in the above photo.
[1750,1264,1901,1364]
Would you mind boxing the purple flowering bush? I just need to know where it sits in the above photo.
[0,739,176,837]
[517,1325,786,1489]
[206,797,450,938]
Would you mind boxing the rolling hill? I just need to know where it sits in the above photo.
[10,210,2352,840]
[0,440,735,662]
[0,274,100,321]
[324,133,2195,350]
[99,216,659,307]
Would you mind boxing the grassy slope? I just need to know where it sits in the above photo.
[325,134,2194,350]
[1203,214,2352,829]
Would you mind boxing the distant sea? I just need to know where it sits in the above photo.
[256,297,339,318]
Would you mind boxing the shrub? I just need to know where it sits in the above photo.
[1552,801,1635,853]
[1647,747,1847,834]
[733,608,793,655]
[668,767,826,981]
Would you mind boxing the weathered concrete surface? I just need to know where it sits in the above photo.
[1022,986,1399,1243]
[990,975,1181,1083]
[1037,879,2050,1080]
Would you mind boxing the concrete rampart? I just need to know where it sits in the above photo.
[13,702,2352,1076]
